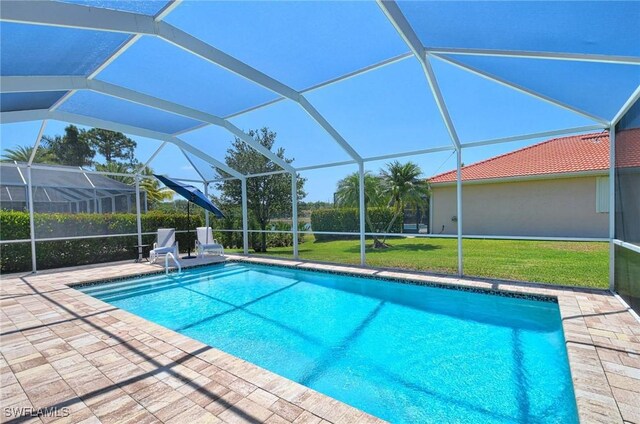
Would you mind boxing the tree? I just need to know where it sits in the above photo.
[216,128,305,252]
[379,161,430,245]
[94,161,133,184]
[138,165,174,204]
[42,125,94,166]
[334,171,385,243]
[94,162,173,206]
[1,145,57,164]
[82,128,137,165]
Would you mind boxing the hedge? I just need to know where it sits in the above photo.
[0,210,302,273]
[310,207,402,241]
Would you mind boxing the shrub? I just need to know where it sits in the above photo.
[0,210,303,272]
[310,207,401,241]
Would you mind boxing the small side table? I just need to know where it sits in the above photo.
[134,244,150,263]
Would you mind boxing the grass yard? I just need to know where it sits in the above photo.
[231,236,609,289]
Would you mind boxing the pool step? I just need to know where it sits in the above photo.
[79,263,240,295]
[79,266,247,300]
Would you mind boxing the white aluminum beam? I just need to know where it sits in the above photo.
[364,145,453,162]
[0,76,295,172]
[609,128,616,290]
[26,167,37,272]
[223,53,413,120]
[611,85,640,126]
[44,109,244,179]
[0,0,362,163]
[376,0,461,150]
[456,148,463,276]
[204,182,210,231]
[460,125,608,149]
[291,173,299,259]
[144,141,168,167]
[241,178,249,254]
[135,175,142,249]
[28,120,47,165]
[358,162,366,266]
[0,109,48,124]
[431,53,610,125]
[181,149,207,182]
[172,137,244,180]
[49,1,181,112]
[426,47,640,66]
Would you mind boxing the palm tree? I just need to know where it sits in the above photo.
[137,165,173,204]
[96,162,172,206]
[1,145,57,164]
[335,171,384,244]
[95,161,134,184]
[379,161,430,245]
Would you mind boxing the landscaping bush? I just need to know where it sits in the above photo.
[0,210,205,273]
[310,207,402,241]
[0,210,303,272]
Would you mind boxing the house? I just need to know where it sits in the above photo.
[428,132,638,238]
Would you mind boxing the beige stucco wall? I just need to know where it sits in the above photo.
[430,176,608,238]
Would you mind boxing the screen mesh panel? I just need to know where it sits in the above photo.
[55,0,171,15]
[96,37,279,118]
[399,1,640,57]
[614,97,640,312]
[430,57,599,143]
[165,0,408,90]
[305,59,453,158]
[58,91,204,134]
[0,22,129,76]
[229,100,351,168]
[615,245,640,313]
[1,92,68,113]
[437,55,640,121]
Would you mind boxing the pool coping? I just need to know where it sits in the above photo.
[1,256,638,423]
[69,259,559,304]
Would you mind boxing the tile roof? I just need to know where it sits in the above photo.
[429,129,640,184]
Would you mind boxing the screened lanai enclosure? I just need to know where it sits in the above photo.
[0,162,144,213]
[0,1,639,311]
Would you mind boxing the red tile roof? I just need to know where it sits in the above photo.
[429,129,640,184]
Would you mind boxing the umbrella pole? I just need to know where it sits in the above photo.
[183,200,196,259]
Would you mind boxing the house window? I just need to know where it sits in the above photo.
[596,176,610,213]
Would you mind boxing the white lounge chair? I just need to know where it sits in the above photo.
[195,227,224,257]
[149,228,179,263]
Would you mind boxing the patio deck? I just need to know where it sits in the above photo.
[1,256,638,424]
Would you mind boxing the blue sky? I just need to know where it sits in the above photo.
[2,1,637,202]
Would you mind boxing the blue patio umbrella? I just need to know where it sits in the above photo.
[154,174,224,259]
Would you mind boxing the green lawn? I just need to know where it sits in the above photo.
[231,236,609,289]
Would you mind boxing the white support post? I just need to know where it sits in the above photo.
[291,173,299,259]
[204,182,210,230]
[111,196,116,213]
[135,175,142,251]
[609,127,616,291]
[241,178,249,254]
[26,167,37,273]
[358,162,366,266]
[28,120,48,165]
[456,148,463,276]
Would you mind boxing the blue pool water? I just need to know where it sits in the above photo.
[78,263,578,423]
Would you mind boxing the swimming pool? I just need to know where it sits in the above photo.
[77,262,578,423]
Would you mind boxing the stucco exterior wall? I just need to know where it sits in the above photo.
[430,176,608,238]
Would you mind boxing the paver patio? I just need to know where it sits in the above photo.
[1,256,638,423]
